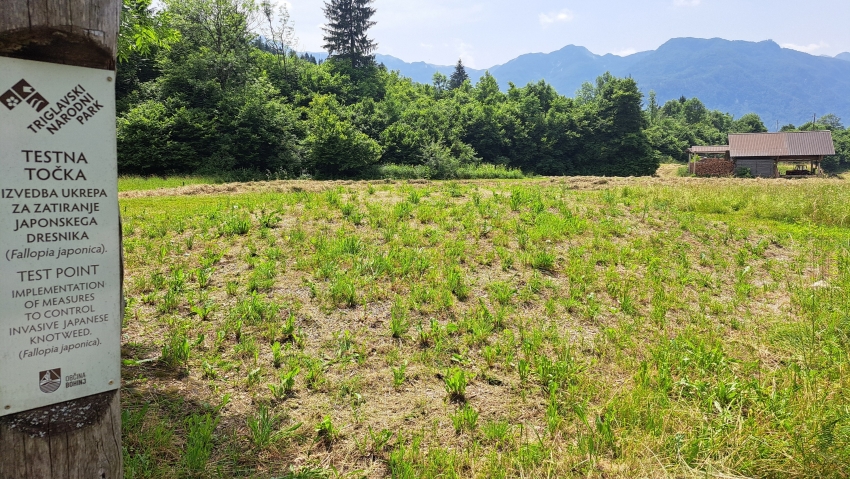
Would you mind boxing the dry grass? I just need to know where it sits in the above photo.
[120,176,850,478]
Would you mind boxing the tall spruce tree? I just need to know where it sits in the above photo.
[322,0,377,68]
[448,58,469,89]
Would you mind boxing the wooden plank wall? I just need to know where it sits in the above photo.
[735,159,777,178]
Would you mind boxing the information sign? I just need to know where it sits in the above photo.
[0,57,121,416]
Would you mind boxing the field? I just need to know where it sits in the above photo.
[119,176,850,478]
[118,176,220,192]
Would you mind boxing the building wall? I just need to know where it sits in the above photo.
[734,159,777,178]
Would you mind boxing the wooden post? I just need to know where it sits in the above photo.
[0,1,122,478]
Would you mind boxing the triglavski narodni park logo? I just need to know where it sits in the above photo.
[39,368,62,394]
[1,79,49,112]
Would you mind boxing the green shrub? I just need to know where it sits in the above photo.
[376,164,433,180]
[734,167,753,178]
[456,164,525,179]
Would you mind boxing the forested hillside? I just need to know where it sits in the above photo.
[117,0,849,179]
[315,39,850,129]
[478,39,850,128]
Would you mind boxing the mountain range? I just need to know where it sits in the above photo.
[310,38,850,128]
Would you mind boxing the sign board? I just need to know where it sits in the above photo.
[0,57,120,416]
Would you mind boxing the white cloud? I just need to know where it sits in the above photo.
[539,9,575,27]
[781,41,829,53]
[612,48,637,57]
[673,0,701,6]
[456,41,477,68]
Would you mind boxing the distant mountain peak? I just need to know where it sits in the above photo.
[308,38,850,126]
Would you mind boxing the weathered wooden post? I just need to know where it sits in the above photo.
[0,1,123,478]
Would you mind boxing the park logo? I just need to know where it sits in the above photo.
[39,368,62,394]
[1,79,50,113]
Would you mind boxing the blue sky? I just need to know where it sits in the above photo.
[283,0,850,68]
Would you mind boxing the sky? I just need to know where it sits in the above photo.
[281,0,850,68]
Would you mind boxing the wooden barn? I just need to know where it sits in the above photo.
[688,131,836,178]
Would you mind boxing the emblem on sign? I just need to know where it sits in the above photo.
[39,369,62,393]
[1,79,50,112]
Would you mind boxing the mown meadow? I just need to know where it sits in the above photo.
[119,176,850,478]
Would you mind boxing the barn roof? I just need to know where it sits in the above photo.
[728,131,835,158]
[688,145,729,154]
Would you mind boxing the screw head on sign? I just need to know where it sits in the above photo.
[4,405,10,410]
[107,77,113,82]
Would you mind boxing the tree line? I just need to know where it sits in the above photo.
[116,0,847,179]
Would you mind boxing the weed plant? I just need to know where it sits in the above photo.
[120,177,850,477]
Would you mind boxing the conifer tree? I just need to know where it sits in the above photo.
[322,0,377,68]
[448,58,469,89]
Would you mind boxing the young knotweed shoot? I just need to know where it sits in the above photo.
[517,359,531,383]
[221,214,251,236]
[270,367,299,400]
[184,233,195,250]
[201,248,224,268]
[417,321,433,347]
[482,346,497,368]
[392,362,407,389]
[214,330,226,350]
[529,249,556,272]
[184,412,219,474]
[482,419,512,446]
[446,267,470,301]
[316,415,340,444]
[247,261,277,293]
[157,290,180,314]
[390,299,410,339]
[444,367,468,401]
[196,267,212,289]
[450,404,479,434]
[546,384,562,435]
[247,404,297,450]
[201,360,217,379]
[367,427,394,453]
[260,210,281,228]
[169,268,187,293]
[281,311,297,341]
[330,274,358,308]
[235,335,259,362]
[340,202,357,218]
[190,297,216,321]
[272,342,284,368]
[488,281,516,306]
[305,360,326,391]
[150,271,166,290]
[280,367,299,396]
[247,368,263,387]
[266,246,284,261]
[161,331,190,368]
